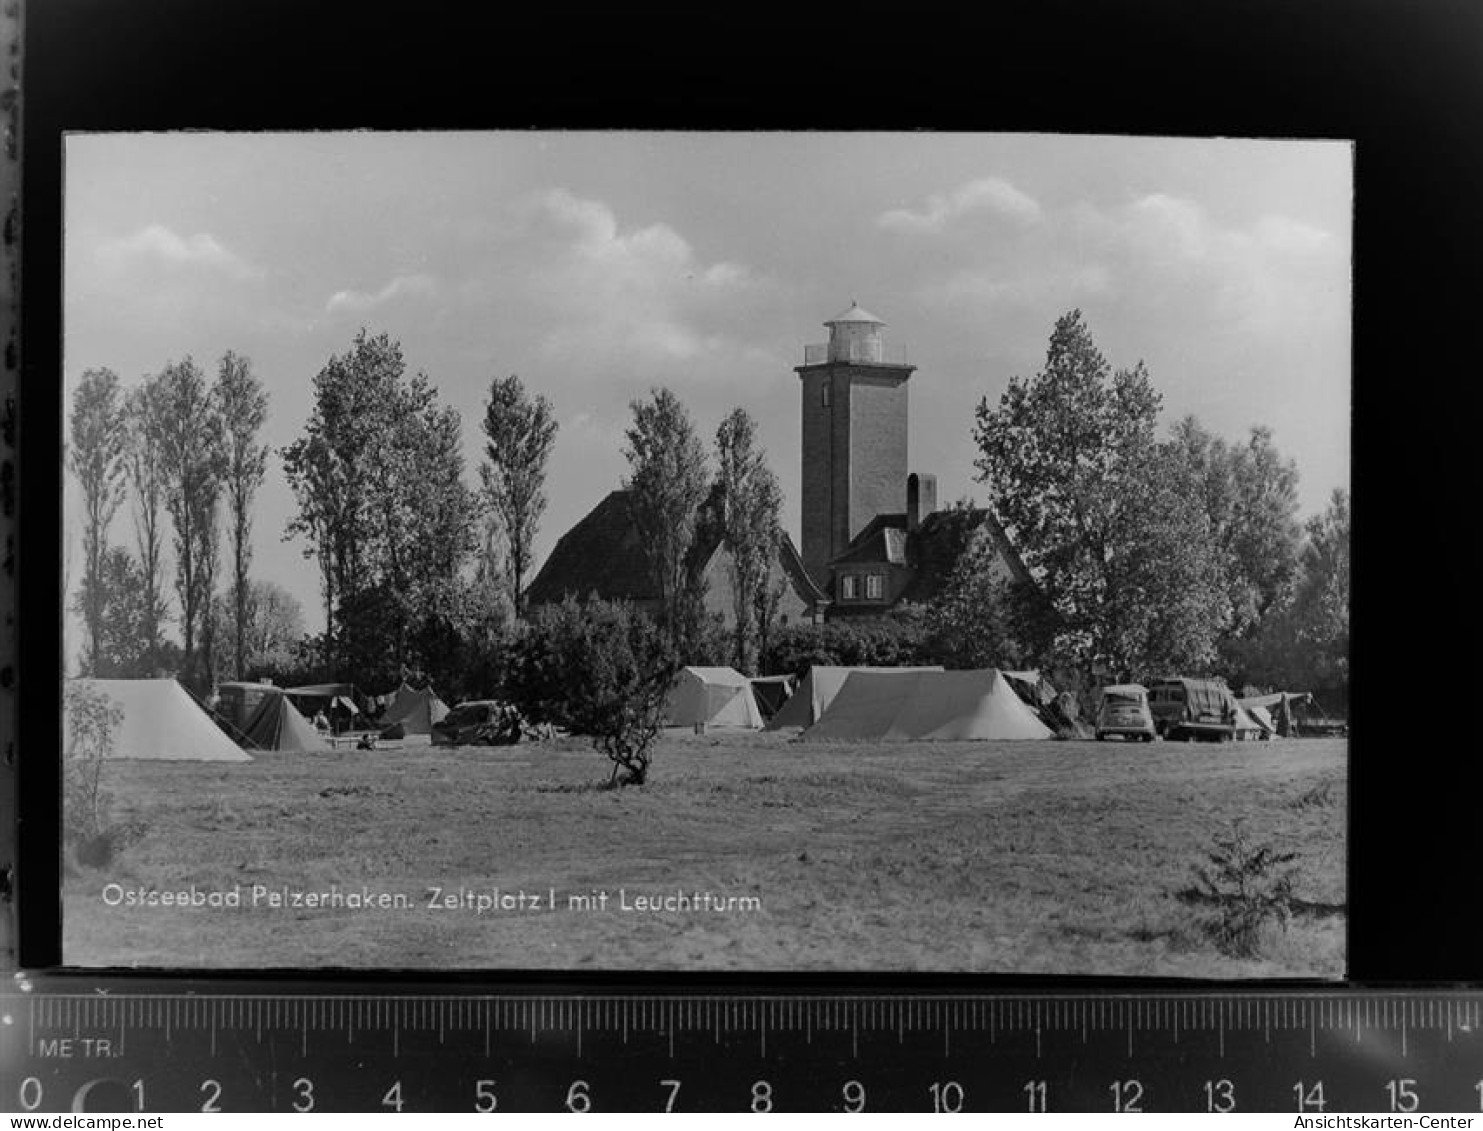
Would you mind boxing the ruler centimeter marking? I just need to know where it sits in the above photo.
[9,987,1483,1113]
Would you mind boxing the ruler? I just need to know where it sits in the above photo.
[4,980,1481,1113]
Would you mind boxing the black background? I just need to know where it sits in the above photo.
[17,0,1482,982]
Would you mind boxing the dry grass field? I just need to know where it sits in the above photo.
[63,732,1345,977]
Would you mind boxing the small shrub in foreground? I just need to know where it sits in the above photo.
[64,681,149,867]
[1183,819,1299,959]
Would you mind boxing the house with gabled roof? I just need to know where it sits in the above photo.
[524,487,829,628]
[525,302,1029,628]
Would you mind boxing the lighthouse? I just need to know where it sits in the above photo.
[794,302,915,585]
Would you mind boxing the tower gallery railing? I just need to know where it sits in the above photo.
[803,341,909,366]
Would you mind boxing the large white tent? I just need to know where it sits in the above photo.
[765,665,943,730]
[664,666,764,730]
[65,679,252,762]
[799,668,1053,742]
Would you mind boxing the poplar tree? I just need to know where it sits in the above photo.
[480,375,557,617]
[623,387,709,651]
[68,369,129,675]
[214,351,270,680]
[714,407,783,674]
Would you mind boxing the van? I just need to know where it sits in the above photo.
[1147,678,1238,741]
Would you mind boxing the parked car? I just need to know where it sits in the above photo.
[431,700,510,746]
[1147,677,1237,741]
[1095,684,1156,742]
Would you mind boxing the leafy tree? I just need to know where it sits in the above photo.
[68,368,129,674]
[1169,417,1303,673]
[1103,440,1231,676]
[70,546,158,677]
[504,596,678,786]
[714,408,783,674]
[124,374,172,674]
[480,375,557,617]
[156,357,226,692]
[283,330,402,659]
[1240,489,1349,696]
[284,330,476,677]
[972,310,1228,679]
[623,388,710,650]
[214,352,270,680]
[209,579,306,678]
[924,507,1036,669]
[367,374,477,667]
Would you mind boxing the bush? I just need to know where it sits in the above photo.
[1182,819,1299,958]
[64,682,148,866]
[503,596,679,786]
[762,613,931,677]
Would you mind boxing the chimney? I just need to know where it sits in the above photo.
[907,472,937,532]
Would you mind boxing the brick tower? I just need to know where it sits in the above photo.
[795,302,915,585]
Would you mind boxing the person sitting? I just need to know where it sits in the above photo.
[312,710,329,732]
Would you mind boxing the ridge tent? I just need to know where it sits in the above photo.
[1232,701,1273,740]
[379,685,450,735]
[1238,691,1311,737]
[765,665,944,731]
[239,687,330,752]
[375,681,416,719]
[664,666,764,730]
[800,668,1054,742]
[65,678,252,762]
[748,674,796,721]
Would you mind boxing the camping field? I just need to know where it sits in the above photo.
[63,732,1346,977]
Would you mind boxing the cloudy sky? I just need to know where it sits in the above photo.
[64,131,1351,649]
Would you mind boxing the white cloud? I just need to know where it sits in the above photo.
[878,176,1043,234]
[522,188,771,372]
[325,272,436,314]
[97,223,261,279]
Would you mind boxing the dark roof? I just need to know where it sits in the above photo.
[777,531,828,605]
[894,506,1033,606]
[526,489,828,612]
[828,523,909,567]
[524,490,658,606]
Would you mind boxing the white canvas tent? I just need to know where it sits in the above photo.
[664,666,763,729]
[65,679,252,762]
[800,669,1054,742]
[1232,701,1273,740]
[765,665,943,730]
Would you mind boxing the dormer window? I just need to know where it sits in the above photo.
[866,574,884,600]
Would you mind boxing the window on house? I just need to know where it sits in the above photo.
[821,382,831,408]
[840,575,857,599]
[866,573,883,600]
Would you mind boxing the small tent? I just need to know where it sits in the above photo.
[240,688,330,752]
[1239,691,1312,737]
[765,665,944,730]
[748,674,796,721]
[664,666,764,729]
[379,685,450,735]
[375,681,416,719]
[1231,701,1272,741]
[800,669,1054,742]
[65,678,252,762]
